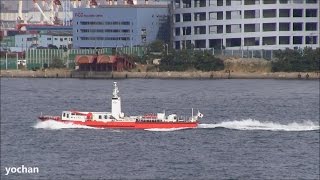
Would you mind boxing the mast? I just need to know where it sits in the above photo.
[192,108,194,121]
[18,0,24,23]
[111,82,123,119]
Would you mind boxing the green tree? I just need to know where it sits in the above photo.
[50,57,65,68]
[272,48,320,72]
[148,40,165,53]
[159,49,224,71]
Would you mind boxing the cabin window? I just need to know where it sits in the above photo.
[104,115,108,119]
[67,114,69,118]
[71,113,75,115]
[99,115,102,119]
[63,113,65,117]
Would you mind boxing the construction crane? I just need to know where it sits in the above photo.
[32,0,54,24]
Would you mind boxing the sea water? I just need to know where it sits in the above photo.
[1,78,319,179]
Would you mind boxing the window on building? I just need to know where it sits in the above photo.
[54,38,57,40]
[306,9,317,17]
[226,11,241,19]
[279,23,290,31]
[182,0,191,8]
[175,28,180,36]
[293,22,303,31]
[306,22,317,31]
[244,37,260,46]
[182,40,192,49]
[293,0,303,3]
[293,36,303,44]
[305,36,317,44]
[209,39,223,48]
[226,0,241,5]
[209,0,217,6]
[47,38,52,41]
[226,38,241,47]
[244,24,260,32]
[226,24,241,33]
[244,0,260,5]
[293,9,303,17]
[263,0,276,4]
[121,21,130,25]
[263,9,277,18]
[174,0,180,8]
[194,26,206,34]
[194,0,206,7]
[194,40,206,48]
[182,13,191,22]
[175,14,180,22]
[209,11,223,20]
[175,41,180,49]
[60,38,63,42]
[209,25,223,34]
[244,10,260,18]
[279,36,290,44]
[262,36,276,45]
[194,12,206,21]
[263,23,276,31]
[279,0,289,3]
[217,0,223,6]
[306,0,317,3]
[279,9,290,17]
[182,27,191,35]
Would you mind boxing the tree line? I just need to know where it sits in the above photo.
[272,47,319,72]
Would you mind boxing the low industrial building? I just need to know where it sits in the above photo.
[14,32,73,50]
[75,54,135,72]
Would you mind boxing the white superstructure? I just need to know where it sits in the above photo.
[111,82,124,119]
[172,0,319,50]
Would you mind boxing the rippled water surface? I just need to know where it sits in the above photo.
[1,78,319,179]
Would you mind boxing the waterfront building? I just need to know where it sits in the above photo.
[72,3,169,49]
[171,0,320,50]
[14,32,72,50]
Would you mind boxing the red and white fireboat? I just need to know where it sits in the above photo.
[38,82,203,129]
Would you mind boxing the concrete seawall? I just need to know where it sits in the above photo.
[0,70,319,80]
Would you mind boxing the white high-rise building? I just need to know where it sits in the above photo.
[172,0,319,50]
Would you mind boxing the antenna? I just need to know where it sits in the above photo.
[113,82,119,98]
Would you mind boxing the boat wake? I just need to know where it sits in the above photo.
[198,119,320,131]
[144,128,191,132]
[33,120,97,130]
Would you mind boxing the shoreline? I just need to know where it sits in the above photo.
[0,70,319,80]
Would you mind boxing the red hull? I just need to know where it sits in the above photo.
[38,117,198,129]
